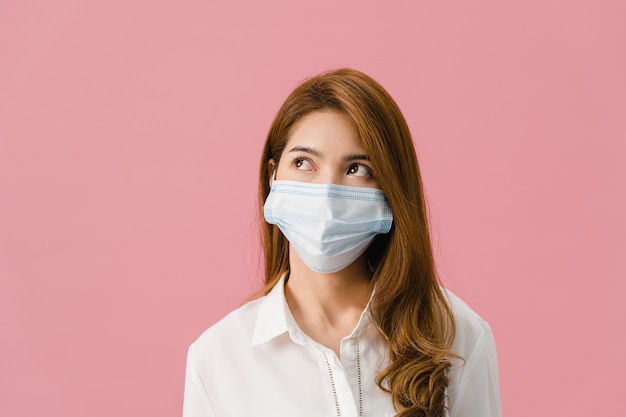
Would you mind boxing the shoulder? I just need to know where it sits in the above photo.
[190,297,264,360]
[443,289,495,357]
[442,289,502,416]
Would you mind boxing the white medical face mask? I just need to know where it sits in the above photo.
[264,180,393,273]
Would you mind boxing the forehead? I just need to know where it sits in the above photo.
[286,111,364,151]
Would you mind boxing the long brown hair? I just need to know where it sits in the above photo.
[257,68,455,417]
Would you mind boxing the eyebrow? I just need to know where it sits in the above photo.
[288,146,369,162]
[288,146,322,158]
[343,153,369,163]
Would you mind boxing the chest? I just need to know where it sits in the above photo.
[201,334,396,417]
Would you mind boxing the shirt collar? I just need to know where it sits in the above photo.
[250,273,293,346]
[250,272,375,347]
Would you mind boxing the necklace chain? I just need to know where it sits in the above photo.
[322,334,363,417]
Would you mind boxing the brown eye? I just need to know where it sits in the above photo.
[347,164,371,177]
[294,158,314,171]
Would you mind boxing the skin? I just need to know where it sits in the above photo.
[268,110,380,357]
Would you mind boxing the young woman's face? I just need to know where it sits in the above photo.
[272,111,381,189]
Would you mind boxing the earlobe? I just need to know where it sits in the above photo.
[268,159,276,187]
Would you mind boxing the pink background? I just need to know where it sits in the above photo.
[1,0,625,416]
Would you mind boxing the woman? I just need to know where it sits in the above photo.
[183,69,501,417]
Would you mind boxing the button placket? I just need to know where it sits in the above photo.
[321,347,360,417]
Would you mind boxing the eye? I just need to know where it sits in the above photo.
[347,163,372,177]
[294,158,315,171]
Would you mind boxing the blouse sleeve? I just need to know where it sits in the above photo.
[448,320,502,417]
[182,343,216,417]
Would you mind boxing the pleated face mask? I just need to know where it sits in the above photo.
[263,180,393,273]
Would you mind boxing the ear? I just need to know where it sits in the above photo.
[268,159,276,187]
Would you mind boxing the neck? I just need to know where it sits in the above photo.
[284,249,372,354]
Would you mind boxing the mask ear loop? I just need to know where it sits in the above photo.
[269,170,277,188]
[267,159,277,188]
[268,158,277,187]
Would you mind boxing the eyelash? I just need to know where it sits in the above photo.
[347,163,372,177]
[293,157,315,171]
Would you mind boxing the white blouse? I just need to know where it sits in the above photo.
[183,276,501,417]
